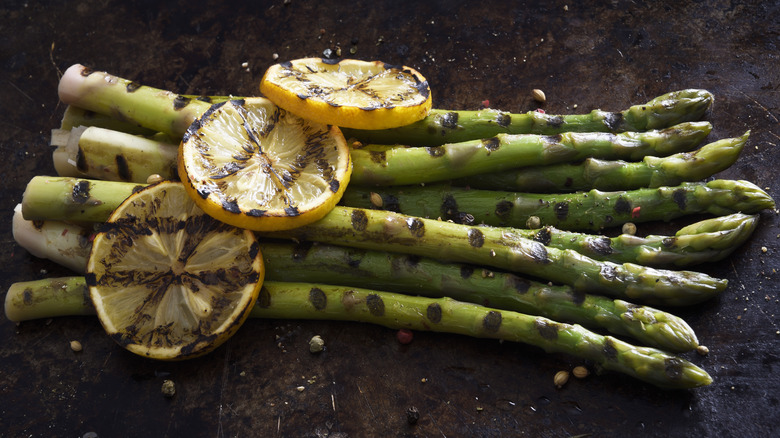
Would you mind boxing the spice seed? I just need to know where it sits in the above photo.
[69,340,83,352]
[532,89,546,103]
[572,366,589,379]
[554,370,570,387]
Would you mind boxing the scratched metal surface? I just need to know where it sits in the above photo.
[1,1,779,436]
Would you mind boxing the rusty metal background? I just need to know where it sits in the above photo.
[1,1,778,436]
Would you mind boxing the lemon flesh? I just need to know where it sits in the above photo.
[260,58,432,130]
[178,97,351,232]
[86,181,264,360]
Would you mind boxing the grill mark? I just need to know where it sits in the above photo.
[427,303,442,324]
[309,287,327,310]
[467,228,485,247]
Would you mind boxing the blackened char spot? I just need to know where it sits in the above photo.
[309,287,327,310]
[534,227,552,245]
[535,319,559,340]
[247,208,266,217]
[249,241,260,260]
[662,237,677,248]
[467,228,484,247]
[366,294,385,316]
[322,57,340,65]
[603,112,623,130]
[280,61,293,68]
[529,242,550,263]
[614,197,631,215]
[351,209,368,231]
[441,194,459,220]
[329,180,340,193]
[482,311,502,332]
[126,81,142,92]
[284,206,300,217]
[173,95,191,111]
[71,180,91,204]
[665,357,685,380]
[460,265,475,279]
[600,264,618,281]
[554,202,569,221]
[426,303,442,324]
[76,147,88,172]
[482,137,500,152]
[406,217,425,238]
[80,66,94,76]
[405,255,420,267]
[495,112,511,127]
[222,200,241,214]
[604,338,618,360]
[440,112,459,130]
[426,146,445,157]
[116,154,131,181]
[495,200,513,222]
[257,286,271,308]
[569,289,586,306]
[588,236,613,255]
[508,274,531,294]
[22,288,33,305]
[673,188,688,210]
[369,150,386,164]
[415,80,430,99]
[546,116,564,128]
[292,241,314,260]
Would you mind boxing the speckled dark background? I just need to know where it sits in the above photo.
[1,1,779,436]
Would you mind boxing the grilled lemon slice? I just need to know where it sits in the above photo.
[178,97,351,231]
[259,58,432,130]
[86,181,264,360]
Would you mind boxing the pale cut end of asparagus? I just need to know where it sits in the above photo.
[12,204,91,273]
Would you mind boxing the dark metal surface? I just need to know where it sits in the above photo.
[1,1,778,436]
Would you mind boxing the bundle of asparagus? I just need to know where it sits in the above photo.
[6,66,775,389]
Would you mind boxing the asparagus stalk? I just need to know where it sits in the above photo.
[51,126,179,183]
[9,211,701,351]
[59,105,158,136]
[58,64,214,138]
[17,177,728,305]
[4,277,712,389]
[341,179,775,231]
[454,133,749,193]
[349,122,712,186]
[15,179,760,270]
[340,89,715,146]
[263,207,727,306]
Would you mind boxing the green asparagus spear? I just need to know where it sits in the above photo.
[58,64,214,138]
[4,277,712,389]
[454,133,748,193]
[49,121,713,188]
[19,176,759,267]
[340,89,715,146]
[349,122,712,186]
[10,208,700,351]
[263,207,727,306]
[59,105,158,136]
[17,177,728,305]
[341,179,775,231]
[21,176,144,223]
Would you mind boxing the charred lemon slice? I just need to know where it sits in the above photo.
[178,97,351,231]
[259,58,432,130]
[86,181,264,360]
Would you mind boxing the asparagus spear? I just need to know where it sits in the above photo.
[4,277,712,389]
[349,122,712,186]
[454,133,748,193]
[9,210,701,351]
[340,89,715,146]
[264,207,727,306]
[58,64,213,138]
[20,174,759,268]
[51,126,179,183]
[49,121,714,188]
[17,177,727,305]
[341,179,775,231]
